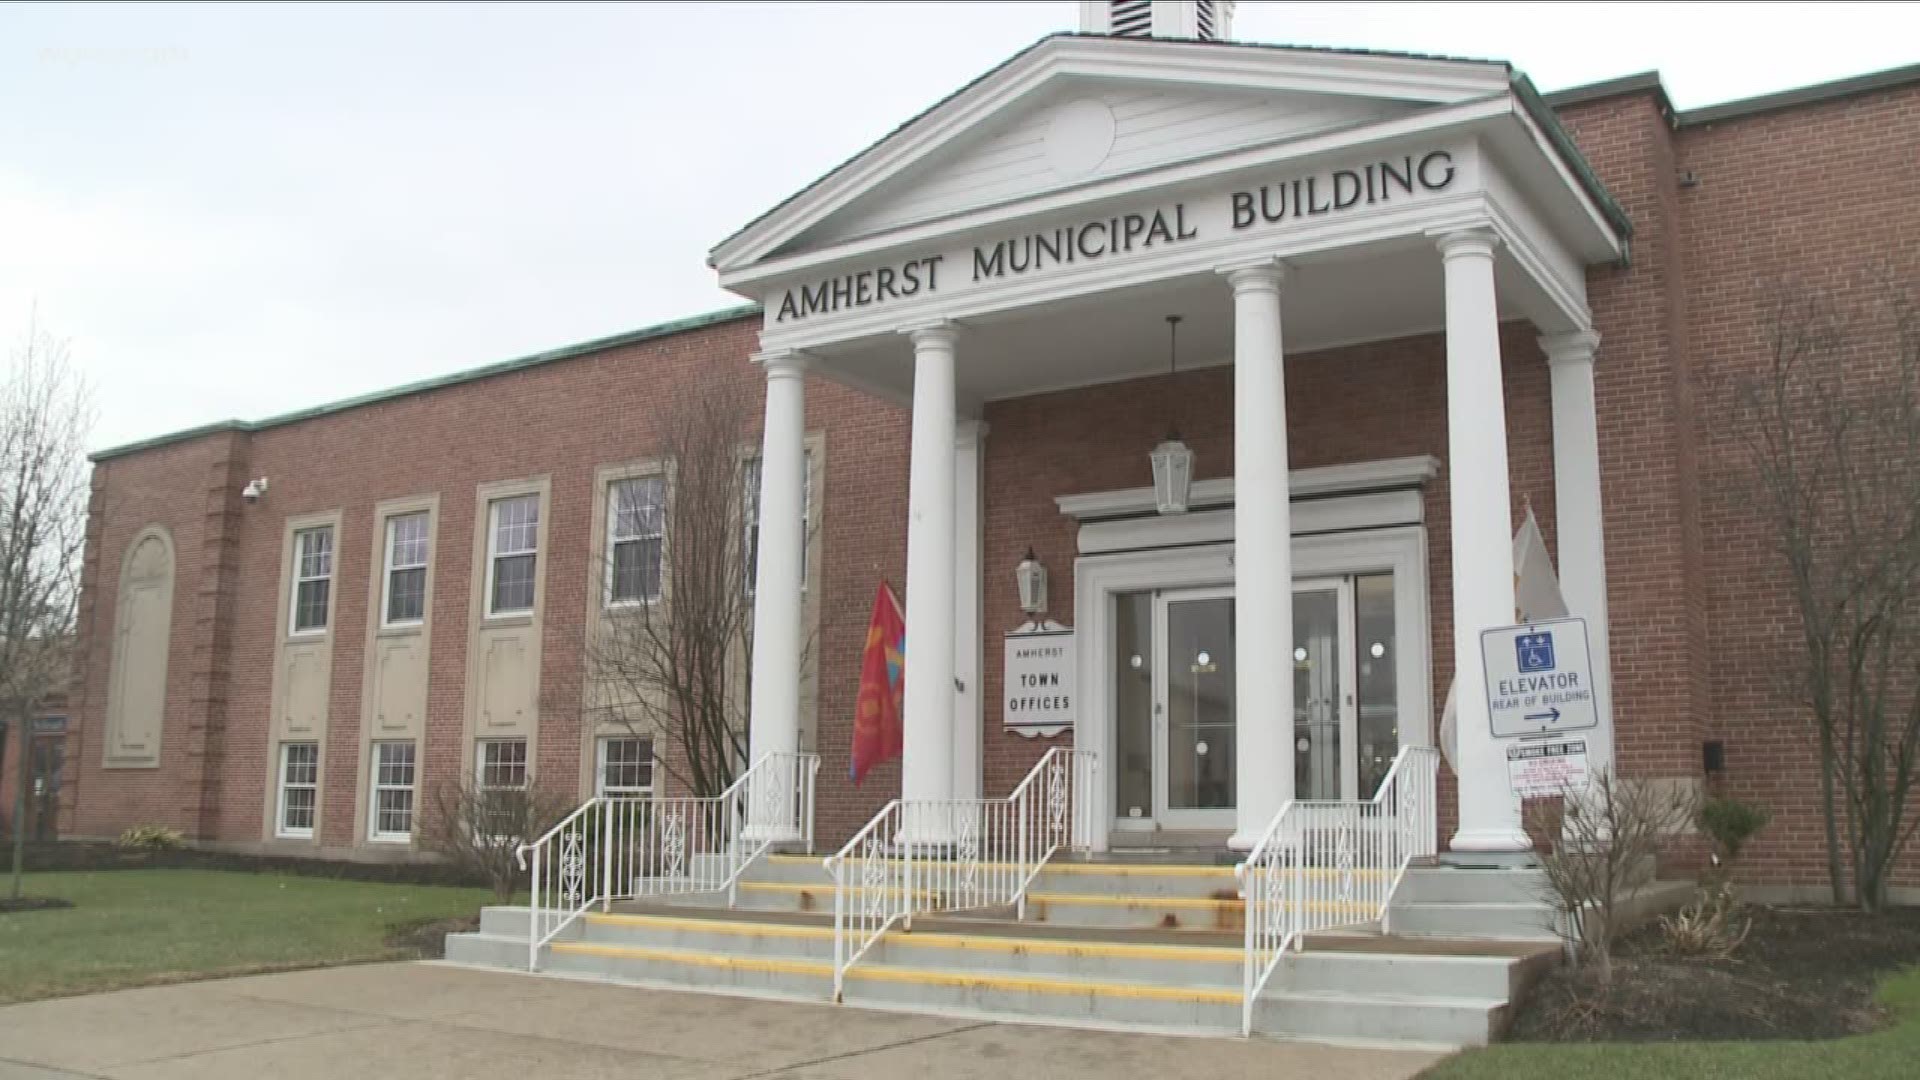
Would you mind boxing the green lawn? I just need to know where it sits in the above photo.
[0,870,496,1004]
[1423,965,1920,1080]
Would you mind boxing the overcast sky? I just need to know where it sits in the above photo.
[4,1,1917,452]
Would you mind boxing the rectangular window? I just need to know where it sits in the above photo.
[743,453,810,597]
[277,742,319,838]
[477,738,529,790]
[383,512,430,627]
[290,526,334,634]
[369,741,416,842]
[607,476,665,606]
[596,736,654,798]
[487,494,540,616]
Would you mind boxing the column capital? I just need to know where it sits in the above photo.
[1539,328,1603,368]
[1432,227,1500,262]
[901,320,961,348]
[752,349,811,378]
[1216,257,1286,292]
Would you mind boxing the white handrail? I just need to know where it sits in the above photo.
[518,749,820,971]
[1234,744,1439,1036]
[822,746,1096,1000]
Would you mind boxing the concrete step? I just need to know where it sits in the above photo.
[1393,867,1549,905]
[1277,946,1542,1000]
[761,854,1249,900]
[543,940,835,999]
[581,910,837,960]
[1253,987,1509,1047]
[838,961,1243,1035]
[873,928,1243,988]
[443,930,528,970]
[1387,900,1562,941]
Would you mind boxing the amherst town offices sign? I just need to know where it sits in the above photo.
[774,150,1459,323]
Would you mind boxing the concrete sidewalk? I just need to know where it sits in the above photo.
[0,962,1448,1080]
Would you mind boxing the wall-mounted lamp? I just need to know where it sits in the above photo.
[1016,547,1048,617]
[240,476,269,504]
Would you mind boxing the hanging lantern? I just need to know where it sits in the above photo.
[1151,436,1194,514]
[1150,314,1193,514]
[1015,547,1048,616]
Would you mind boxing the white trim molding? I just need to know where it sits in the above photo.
[1056,454,1439,520]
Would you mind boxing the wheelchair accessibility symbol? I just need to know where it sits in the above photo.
[1516,631,1556,673]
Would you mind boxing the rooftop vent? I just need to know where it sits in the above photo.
[1080,0,1235,41]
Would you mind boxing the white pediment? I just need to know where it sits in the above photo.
[788,83,1423,252]
[712,35,1514,275]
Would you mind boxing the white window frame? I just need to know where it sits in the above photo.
[381,512,430,629]
[743,451,811,597]
[288,526,334,636]
[276,741,319,839]
[595,735,655,798]
[605,476,666,608]
[485,494,540,618]
[476,738,529,790]
[368,740,416,843]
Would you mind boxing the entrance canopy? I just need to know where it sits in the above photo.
[710,34,1628,406]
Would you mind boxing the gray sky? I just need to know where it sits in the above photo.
[4,1,1917,452]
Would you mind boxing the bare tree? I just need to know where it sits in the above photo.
[0,318,92,899]
[1731,279,1920,910]
[1529,772,1698,985]
[422,778,574,900]
[583,371,806,799]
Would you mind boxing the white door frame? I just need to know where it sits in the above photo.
[1291,576,1360,802]
[1074,524,1430,852]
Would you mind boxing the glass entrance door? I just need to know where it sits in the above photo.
[1293,578,1358,801]
[1108,575,1392,832]
[1155,588,1236,828]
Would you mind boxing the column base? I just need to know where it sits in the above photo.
[1448,827,1535,856]
[741,822,803,844]
[1226,829,1260,853]
[1438,849,1541,870]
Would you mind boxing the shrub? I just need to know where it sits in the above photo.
[115,825,184,851]
[1659,878,1752,958]
[1699,797,1770,865]
[421,780,574,900]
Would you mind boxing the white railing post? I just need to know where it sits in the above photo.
[600,796,613,913]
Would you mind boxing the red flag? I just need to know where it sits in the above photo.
[850,582,906,785]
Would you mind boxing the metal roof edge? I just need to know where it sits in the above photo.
[89,303,762,463]
[1509,72,1635,248]
[1540,70,1672,115]
[1677,61,1920,126]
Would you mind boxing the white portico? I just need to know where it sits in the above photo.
[715,25,1626,854]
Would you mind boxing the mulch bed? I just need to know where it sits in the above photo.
[22,841,488,889]
[385,912,481,959]
[1508,903,1920,1042]
[0,897,75,914]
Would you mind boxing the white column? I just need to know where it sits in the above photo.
[1437,228,1530,855]
[1543,330,1614,781]
[747,350,808,839]
[952,418,987,801]
[1220,261,1294,852]
[901,323,959,839]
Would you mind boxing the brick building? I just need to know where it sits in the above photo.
[57,7,1920,909]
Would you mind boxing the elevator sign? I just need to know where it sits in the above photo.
[1480,617,1598,739]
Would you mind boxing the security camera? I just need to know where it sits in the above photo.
[241,477,269,504]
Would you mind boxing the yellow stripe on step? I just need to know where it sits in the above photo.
[769,855,1238,878]
[1026,892,1373,916]
[549,941,1242,1004]
[583,913,835,940]
[882,931,1241,963]
[550,941,832,978]
[844,964,1243,1004]
[739,882,940,900]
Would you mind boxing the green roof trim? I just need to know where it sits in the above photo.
[1677,61,1920,126]
[1510,72,1636,249]
[90,303,761,463]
